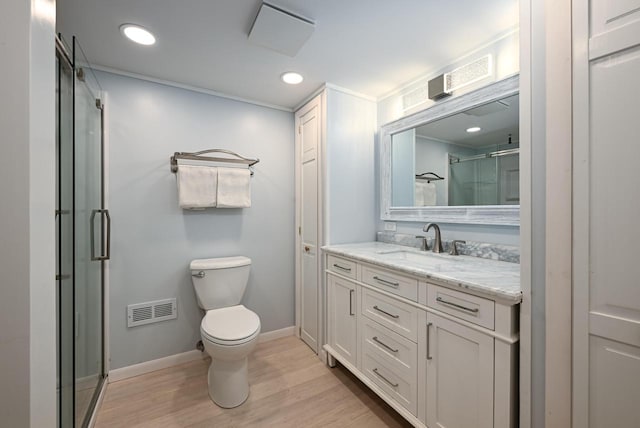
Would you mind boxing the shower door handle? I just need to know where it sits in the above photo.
[90,209,111,261]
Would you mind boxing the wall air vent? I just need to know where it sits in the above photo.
[428,54,493,101]
[445,54,493,93]
[127,298,177,328]
[403,85,430,111]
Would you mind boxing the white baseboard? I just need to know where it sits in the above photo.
[109,349,206,383]
[257,325,296,343]
[109,326,295,383]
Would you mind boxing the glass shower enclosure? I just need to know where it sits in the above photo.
[56,36,109,428]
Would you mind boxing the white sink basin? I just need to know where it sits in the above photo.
[379,250,448,267]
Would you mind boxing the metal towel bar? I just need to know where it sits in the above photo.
[170,149,259,174]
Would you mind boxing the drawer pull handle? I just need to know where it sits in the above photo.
[426,322,433,360]
[436,296,479,313]
[349,289,355,316]
[373,276,399,288]
[372,336,398,353]
[333,263,352,272]
[373,368,399,387]
[373,305,400,319]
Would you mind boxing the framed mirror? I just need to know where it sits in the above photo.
[380,75,519,225]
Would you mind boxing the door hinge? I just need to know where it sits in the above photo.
[298,125,302,134]
[298,226,301,235]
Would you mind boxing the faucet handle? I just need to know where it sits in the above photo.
[449,240,466,256]
[415,235,428,251]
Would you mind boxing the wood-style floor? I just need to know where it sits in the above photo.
[95,336,411,427]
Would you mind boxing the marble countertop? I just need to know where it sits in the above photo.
[322,242,522,304]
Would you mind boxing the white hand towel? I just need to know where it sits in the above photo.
[422,182,437,206]
[217,167,251,208]
[177,165,218,209]
[415,182,425,206]
[415,181,437,206]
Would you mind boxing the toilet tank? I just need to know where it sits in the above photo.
[190,256,251,310]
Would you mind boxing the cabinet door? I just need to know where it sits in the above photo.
[296,95,321,354]
[426,313,493,428]
[327,275,357,366]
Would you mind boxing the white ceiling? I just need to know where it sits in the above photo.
[57,0,519,109]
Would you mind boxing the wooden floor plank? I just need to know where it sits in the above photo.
[95,336,411,428]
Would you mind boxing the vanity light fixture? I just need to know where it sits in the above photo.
[281,72,303,85]
[466,126,482,133]
[120,24,156,46]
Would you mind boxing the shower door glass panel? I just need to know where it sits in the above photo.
[74,39,104,427]
[448,152,519,206]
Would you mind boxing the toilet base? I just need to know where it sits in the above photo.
[208,357,250,408]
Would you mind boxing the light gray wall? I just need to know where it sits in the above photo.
[0,1,31,424]
[0,0,57,426]
[325,88,377,244]
[29,2,57,425]
[97,71,295,370]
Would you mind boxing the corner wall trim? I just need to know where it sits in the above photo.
[108,326,296,383]
[89,64,293,113]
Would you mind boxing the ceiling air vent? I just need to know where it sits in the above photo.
[127,298,177,328]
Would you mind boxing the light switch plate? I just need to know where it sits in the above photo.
[384,221,397,231]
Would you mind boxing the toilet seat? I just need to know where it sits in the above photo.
[201,305,260,346]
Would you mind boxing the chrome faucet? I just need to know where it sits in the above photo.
[423,223,443,253]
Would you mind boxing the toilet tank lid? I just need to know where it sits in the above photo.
[190,256,251,270]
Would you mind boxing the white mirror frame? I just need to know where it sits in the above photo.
[380,74,520,226]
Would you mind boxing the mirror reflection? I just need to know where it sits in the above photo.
[391,94,519,207]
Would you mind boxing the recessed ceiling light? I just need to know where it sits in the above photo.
[281,72,303,85]
[120,24,156,46]
[466,127,482,133]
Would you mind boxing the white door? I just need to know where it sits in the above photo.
[573,1,640,426]
[296,95,321,353]
[327,275,357,365]
[426,313,493,428]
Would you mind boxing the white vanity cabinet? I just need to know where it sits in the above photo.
[425,313,494,428]
[323,249,519,428]
[327,274,357,367]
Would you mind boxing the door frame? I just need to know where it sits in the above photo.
[295,91,326,360]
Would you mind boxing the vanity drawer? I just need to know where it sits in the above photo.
[427,283,495,330]
[362,346,418,416]
[362,287,419,342]
[361,264,418,301]
[362,317,417,376]
[327,255,357,280]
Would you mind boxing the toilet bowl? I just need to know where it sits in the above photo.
[200,305,261,408]
[190,256,261,408]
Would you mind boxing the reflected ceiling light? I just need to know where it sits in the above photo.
[281,72,303,85]
[466,127,482,133]
[120,24,156,46]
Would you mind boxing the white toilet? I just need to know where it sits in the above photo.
[190,256,261,408]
